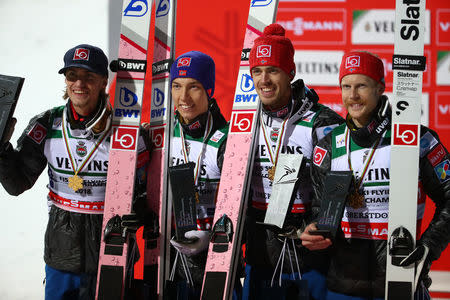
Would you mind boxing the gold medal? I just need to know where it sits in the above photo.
[68,174,83,192]
[348,190,365,209]
[62,111,109,194]
[195,191,200,204]
[268,166,276,181]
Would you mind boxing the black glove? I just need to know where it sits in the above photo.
[400,243,432,289]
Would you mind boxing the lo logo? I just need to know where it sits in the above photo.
[111,126,138,150]
[230,111,255,133]
[393,123,419,146]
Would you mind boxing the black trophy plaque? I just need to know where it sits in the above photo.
[0,75,24,143]
[169,162,197,241]
[315,170,353,239]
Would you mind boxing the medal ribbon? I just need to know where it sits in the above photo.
[62,110,109,177]
[260,112,290,167]
[179,112,213,186]
[345,127,382,190]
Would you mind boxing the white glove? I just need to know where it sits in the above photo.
[170,230,210,257]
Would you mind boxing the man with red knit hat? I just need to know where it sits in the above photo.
[301,51,450,299]
[242,23,344,300]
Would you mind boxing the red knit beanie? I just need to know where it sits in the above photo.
[339,51,385,86]
[249,23,296,80]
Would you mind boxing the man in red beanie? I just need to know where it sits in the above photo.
[242,23,344,300]
[301,51,450,299]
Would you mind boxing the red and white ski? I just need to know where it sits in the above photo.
[200,1,279,299]
[145,0,177,298]
[386,0,427,299]
[96,1,153,299]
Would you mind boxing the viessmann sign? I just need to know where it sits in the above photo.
[277,8,346,45]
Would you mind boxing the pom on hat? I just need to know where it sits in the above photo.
[249,23,296,80]
[339,51,385,86]
[170,51,215,98]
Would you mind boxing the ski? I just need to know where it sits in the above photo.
[200,1,279,299]
[145,0,177,298]
[96,1,153,299]
[386,0,427,299]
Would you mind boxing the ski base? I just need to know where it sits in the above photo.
[201,272,227,300]
[98,265,124,300]
[387,281,413,300]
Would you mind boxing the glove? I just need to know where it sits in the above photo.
[122,192,159,236]
[278,226,302,240]
[170,230,210,257]
[400,243,432,289]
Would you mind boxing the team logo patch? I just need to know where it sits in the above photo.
[256,45,271,58]
[335,133,345,148]
[366,120,377,134]
[177,57,191,67]
[52,118,62,129]
[420,131,438,157]
[27,122,47,144]
[188,121,201,130]
[270,128,279,142]
[434,159,450,183]
[313,146,327,166]
[345,55,360,69]
[210,131,225,143]
[427,144,446,167]
[73,48,89,61]
[316,126,334,141]
[277,107,289,118]
[76,141,87,157]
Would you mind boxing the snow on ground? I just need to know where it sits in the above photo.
[0,1,109,299]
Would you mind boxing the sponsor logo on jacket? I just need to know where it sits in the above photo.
[313,146,327,166]
[434,159,450,183]
[27,122,47,144]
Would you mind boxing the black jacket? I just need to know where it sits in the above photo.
[0,102,150,274]
[310,113,450,297]
[244,80,344,273]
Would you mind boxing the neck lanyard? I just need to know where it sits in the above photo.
[260,111,291,181]
[345,126,381,208]
[179,112,213,186]
[62,110,109,192]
